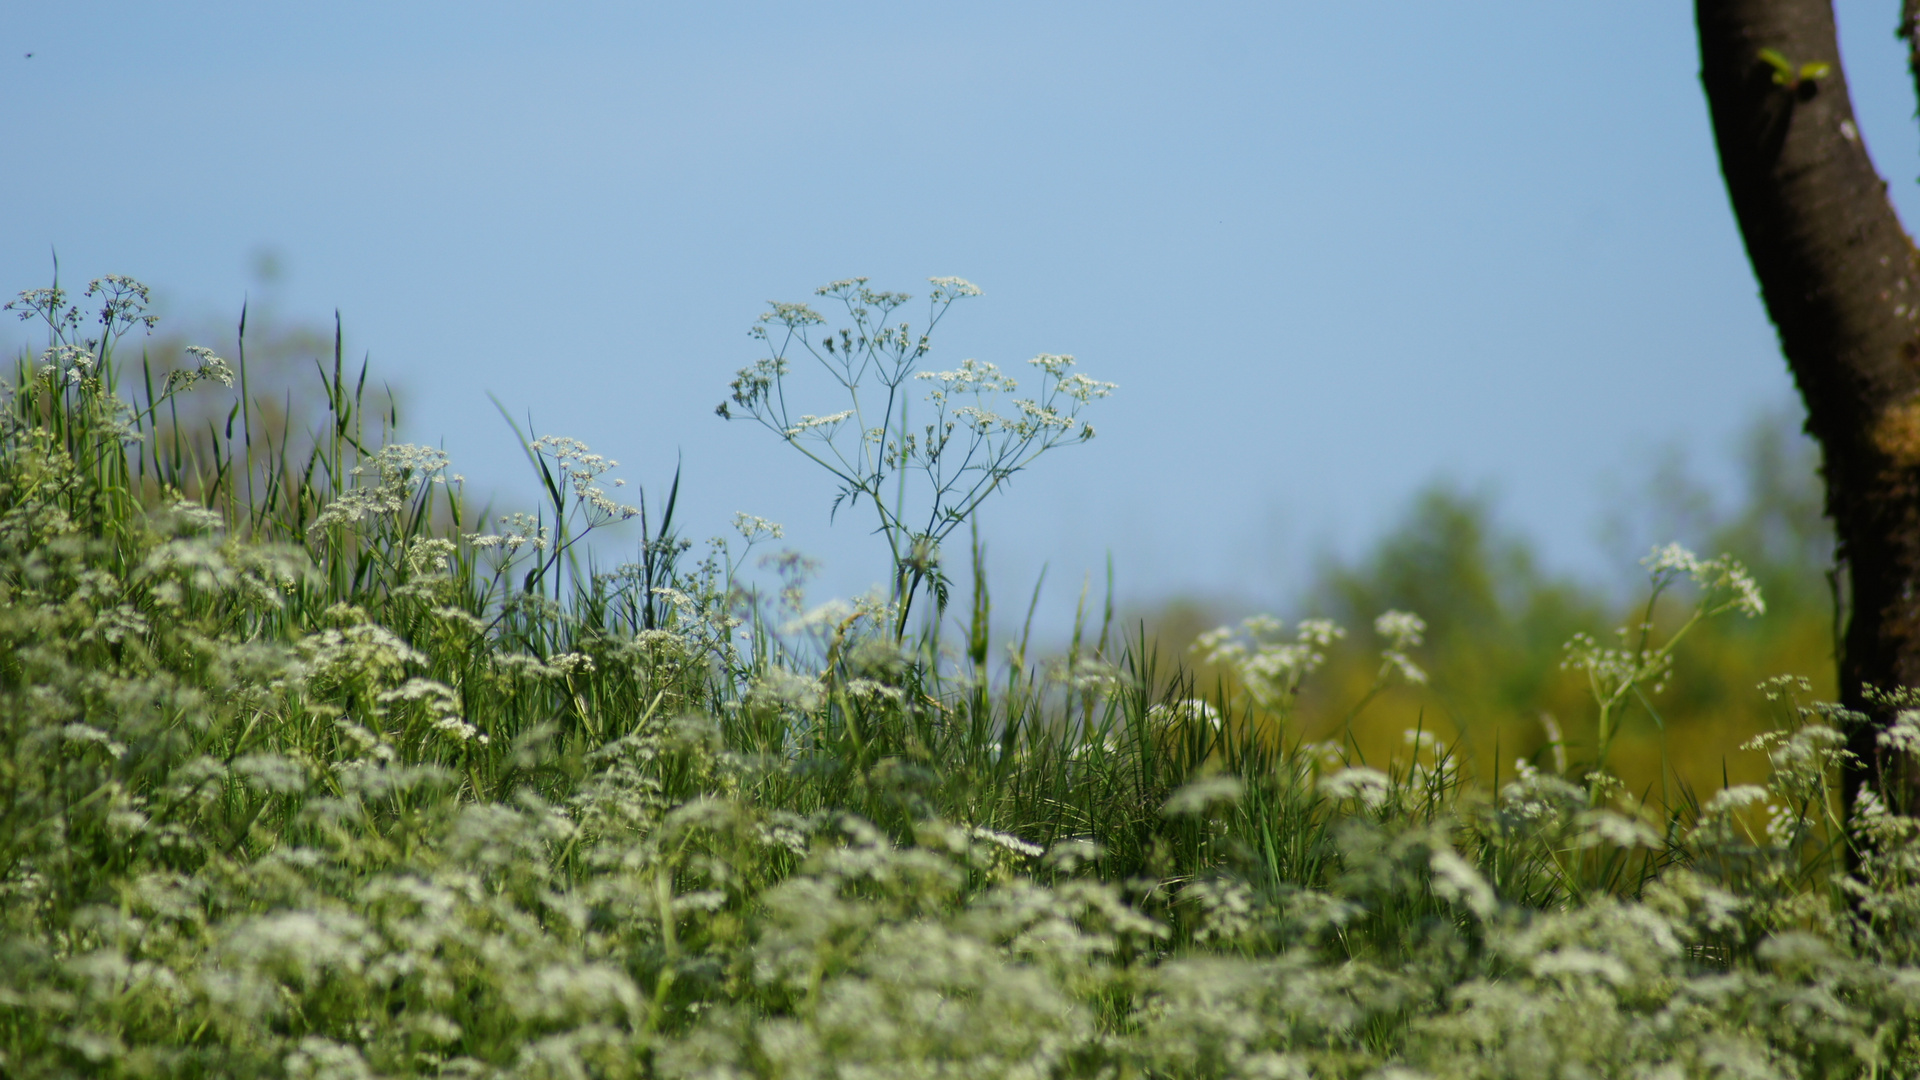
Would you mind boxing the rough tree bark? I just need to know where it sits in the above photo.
[1697,0,1920,811]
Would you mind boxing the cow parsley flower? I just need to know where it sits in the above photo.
[1881,709,1920,757]
[1163,774,1245,816]
[1321,766,1392,810]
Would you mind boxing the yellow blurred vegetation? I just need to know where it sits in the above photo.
[1140,412,1834,815]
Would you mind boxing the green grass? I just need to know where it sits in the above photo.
[3,274,1920,1078]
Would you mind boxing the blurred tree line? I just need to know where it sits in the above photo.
[115,256,400,507]
[1148,410,1836,809]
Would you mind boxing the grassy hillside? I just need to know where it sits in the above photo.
[3,274,1918,1078]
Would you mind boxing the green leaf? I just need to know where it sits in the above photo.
[1758,47,1795,86]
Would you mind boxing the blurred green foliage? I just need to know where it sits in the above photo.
[1165,413,1837,811]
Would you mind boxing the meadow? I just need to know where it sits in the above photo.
[3,273,1918,1078]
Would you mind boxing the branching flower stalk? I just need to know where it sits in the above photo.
[1194,610,1428,747]
[1195,615,1346,721]
[1564,543,1766,799]
[5,274,171,506]
[717,277,1113,639]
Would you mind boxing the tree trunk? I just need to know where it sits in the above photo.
[1697,0,1920,811]
[1901,1,1920,106]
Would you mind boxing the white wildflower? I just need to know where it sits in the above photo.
[1529,947,1631,987]
[732,512,784,541]
[782,596,855,637]
[970,827,1044,859]
[750,666,825,712]
[1643,542,1703,578]
[927,275,982,300]
[1765,802,1805,847]
[1043,839,1105,874]
[163,345,235,392]
[162,498,226,535]
[1055,370,1117,404]
[300,622,426,688]
[1374,609,1426,649]
[1643,542,1765,617]
[1066,655,1121,695]
[1429,847,1496,918]
[1163,774,1244,816]
[1573,809,1662,849]
[843,678,905,704]
[308,444,450,537]
[545,651,596,676]
[1703,784,1770,815]
[1296,617,1344,647]
[1321,766,1392,810]
[404,536,455,575]
[1881,709,1920,757]
[1196,614,1344,708]
[514,963,643,1025]
[232,753,308,795]
[61,723,127,760]
[759,299,825,325]
[284,1037,373,1080]
[1149,698,1222,731]
[528,434,638,522]
[782,410,854,438]
[1183,877,1258,944]
[220,909,372,987]
[1757,673,1813,702]
[466,512,550,553]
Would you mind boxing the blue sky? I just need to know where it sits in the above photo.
[7,2,1919,631]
